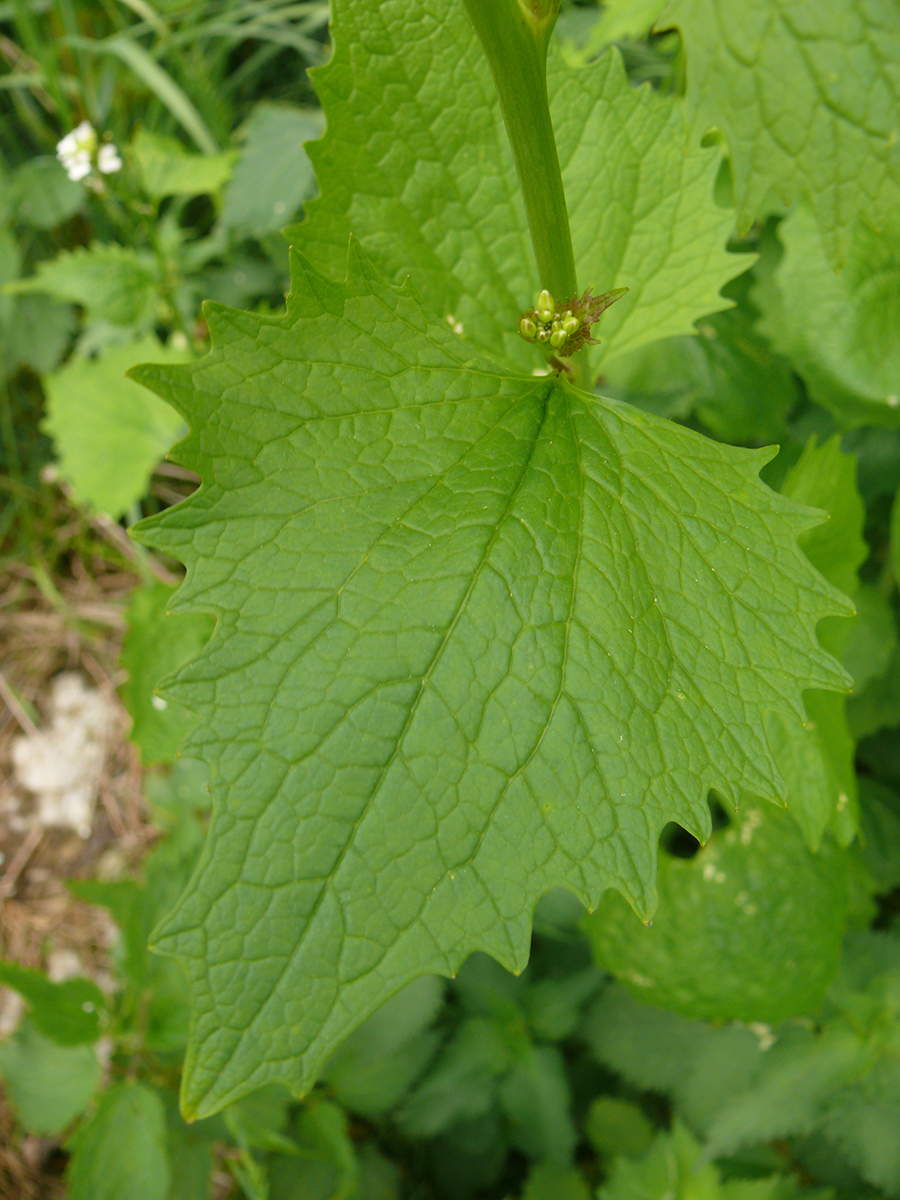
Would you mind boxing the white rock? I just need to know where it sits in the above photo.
[11,673,116,838]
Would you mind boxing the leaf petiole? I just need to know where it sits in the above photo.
[460,0,578,307]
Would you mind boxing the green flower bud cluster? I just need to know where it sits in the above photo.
[518,289,579,351]
[517,285,628,358]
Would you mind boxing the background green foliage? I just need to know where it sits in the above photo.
[2,0,900,1198]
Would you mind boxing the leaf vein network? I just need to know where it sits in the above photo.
[225,380,556,1047]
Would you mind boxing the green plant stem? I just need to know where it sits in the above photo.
[460,0,577,305]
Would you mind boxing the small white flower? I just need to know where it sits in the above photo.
[57,120,98,180]
[57,119,96,157]
[97,143,122,175]
[56,120,122,182]
[62,151,93,182]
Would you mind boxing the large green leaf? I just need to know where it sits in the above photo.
[702,1026,870,1163]
[0,1021,100,1136]
[759,437,866,847]
[66,1081,171,1200]
[323,977,443,1117]
[757,205,900,428]
[598,1122,823,1200]
[560,0,670,61]
[42,336,189,519]
[583,984,762,1118]
[10,157,84,229]
[131,129,238,200]
[0,960,106,1045]
[289,0,750,371]
[8,244,160,329]
[132,243,849,1116]
[499,1044,577,1165]
[220,104,324,238]
[583,801,849,1024]
[121,580,215,764]
[662,0,900,265]
[523,1163,592,1200]
[598,307,798,444]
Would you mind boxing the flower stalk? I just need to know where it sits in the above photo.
[460,0,577,305]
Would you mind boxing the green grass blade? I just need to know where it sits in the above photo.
[65,33,219,153]
[113,0,170,39]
